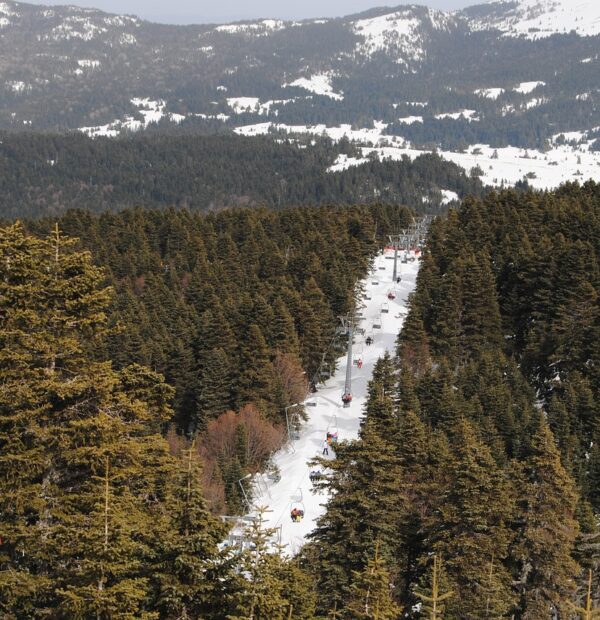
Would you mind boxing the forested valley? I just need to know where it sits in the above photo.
[0,132,482,219]
[1,182,600,618]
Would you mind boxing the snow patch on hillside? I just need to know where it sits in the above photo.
[47,17,107,41]
[215,19,285,36]
[6,80,29,93]
[514,81,546,94]
[475,87,505,99]
[227,97,260,114]
[435,109,479,121]
[284,74,343,100]
[77,59,101,68]
[470,0,600,40]
[235,120,600,190]
[351,8,452,64]
[398,116,423,124]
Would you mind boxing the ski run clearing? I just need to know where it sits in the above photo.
[235,248,419,555]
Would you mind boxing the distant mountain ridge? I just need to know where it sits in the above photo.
[0,0,598,156]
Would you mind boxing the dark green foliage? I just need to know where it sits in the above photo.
[0,132,481,219]
[311,182,600,617]
[24,203,410,434]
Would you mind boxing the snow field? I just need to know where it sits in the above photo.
[247,249,420,555]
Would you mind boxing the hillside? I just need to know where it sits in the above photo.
[0,132,482,219]
[1,0,599,189]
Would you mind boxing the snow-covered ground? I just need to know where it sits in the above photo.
[284,74,344,101]
[243,249,419,555]
[234,120,600,190]
[471,0,600,40]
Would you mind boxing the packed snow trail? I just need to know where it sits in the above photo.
[249,248,420,555]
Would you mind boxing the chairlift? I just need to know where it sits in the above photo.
[387,290,396,300]
[378,265,386,271]
[327,415,339,442]
[290,488,305,522]
[381,302,389,314]
[364,292,372,300]
[341,392,352,407]
[309,470,324,483]
[371,280,379,285]
[373,316,382,329]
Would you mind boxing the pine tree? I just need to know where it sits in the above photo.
[152,441,230,619]
[343,541,402,620]
[193,347,232,431]
[570,570,600,620]
[227,508,315,620]
[513,416,580,618]
[430,419,516,617]
[414,555,453,620]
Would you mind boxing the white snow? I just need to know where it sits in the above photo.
[328,153,371,172]
[234,119,600,189]
[474,87,505,99]
[246,250,420,554]
[194,112,230,121]
[77,59,100,68]
[351,8,452,63]
[215,19,285,36]
[435,109,479,121]
[398,116,424,124]
[514,81,546,94]
[226,97,260,114]
[6,81,28,93]
[131,98,167,126]
[470,0,600,40]
[284,74,343,101]
[48,17,107,41]
[441,189,460,203]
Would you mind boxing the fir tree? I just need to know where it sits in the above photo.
[513,416,580,618]
[343,541,402,620]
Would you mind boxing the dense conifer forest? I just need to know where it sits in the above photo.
[2,182,600,618]
[0,132,482,219]
[304,181,600,617]
[24,203,412,513]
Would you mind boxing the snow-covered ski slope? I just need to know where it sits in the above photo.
[249,248,420,555]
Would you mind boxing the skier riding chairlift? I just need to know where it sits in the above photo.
[341,392,352,406]
[290,506,305,522]
[387,290,396,300]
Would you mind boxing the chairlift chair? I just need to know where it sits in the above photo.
[381,302,389,314]
[290,489,305,522]
[373,315,382,329]
[387,290,396,300]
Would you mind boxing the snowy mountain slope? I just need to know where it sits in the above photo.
[350,6,457,65]
[242,249,420,554]
[466,0,600,39]
[0,0,599,190]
